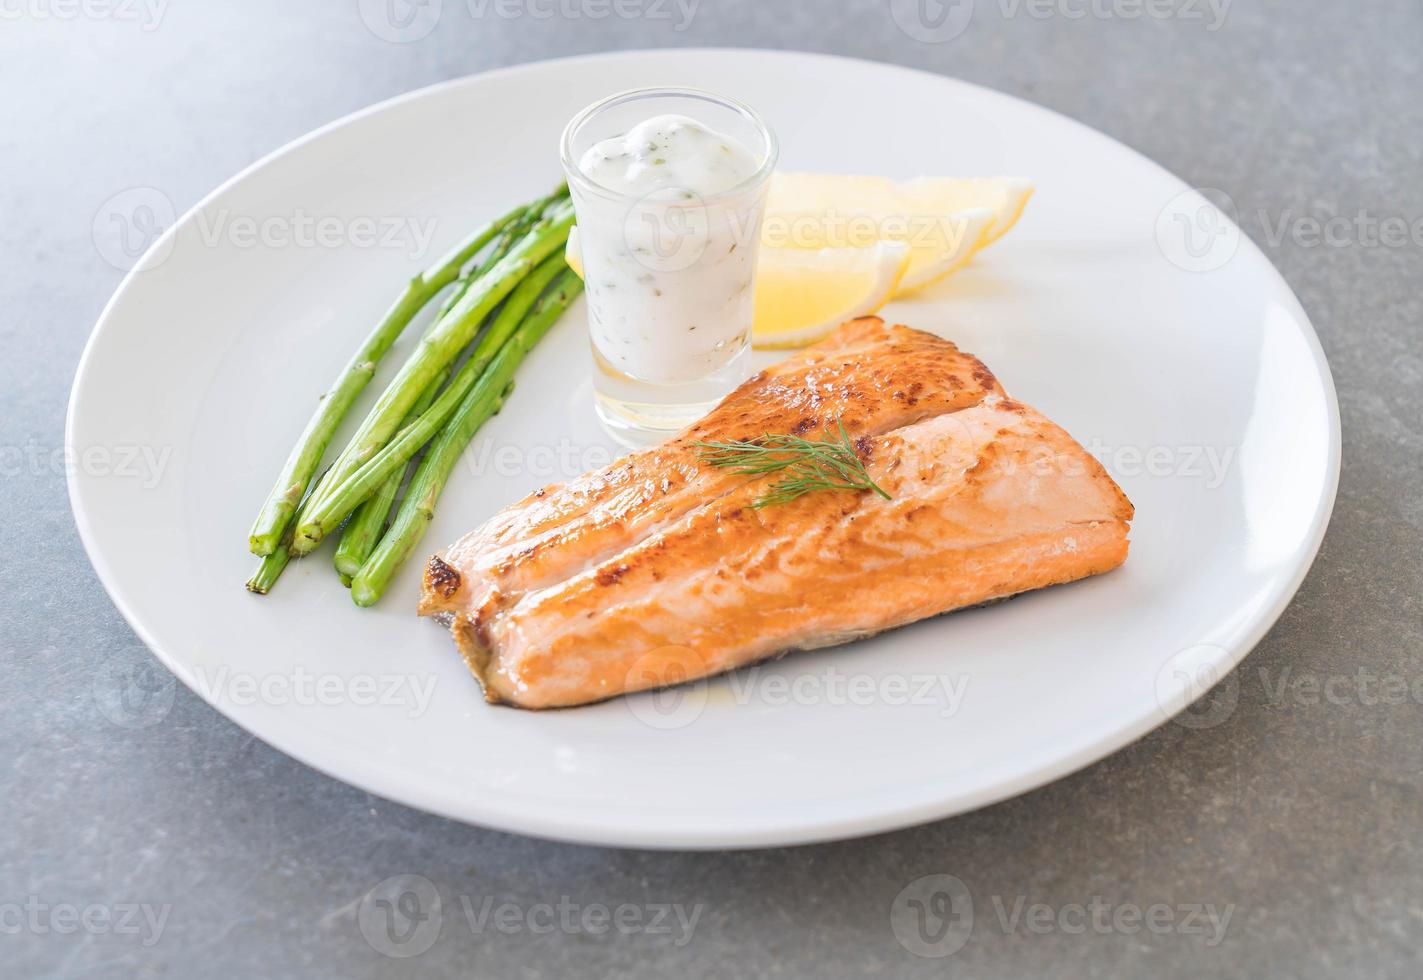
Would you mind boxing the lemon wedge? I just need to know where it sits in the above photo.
[764,174,1034,293]
[565,227,586,278]
[565,229,909,349]
[750,241,911,349]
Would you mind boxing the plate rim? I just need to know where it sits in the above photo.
[66,47,1343,849]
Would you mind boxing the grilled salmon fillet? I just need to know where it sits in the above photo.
[421,317,1133,709]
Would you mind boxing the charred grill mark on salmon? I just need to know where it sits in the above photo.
[425,556,462,599]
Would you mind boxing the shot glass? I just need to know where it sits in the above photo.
[561,87,778,444]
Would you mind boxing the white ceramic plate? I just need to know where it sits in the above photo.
[68,49,1339,849]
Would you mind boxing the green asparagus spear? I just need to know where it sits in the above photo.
[246,540,292,594]
[296,252,570,548]
[246,203,524,556]
[431,190,556,322]
[290,203,575,554]
[334,187,569,577]
[332,360,451,578]
[351,270,584,606]
[477,186,568,280]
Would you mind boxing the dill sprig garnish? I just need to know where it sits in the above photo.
[693,417,893,509]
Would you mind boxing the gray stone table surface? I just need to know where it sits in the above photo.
[3,0,1420,976]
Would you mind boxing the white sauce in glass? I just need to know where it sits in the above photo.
[580,113,760,198]
[573,114,766,386]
